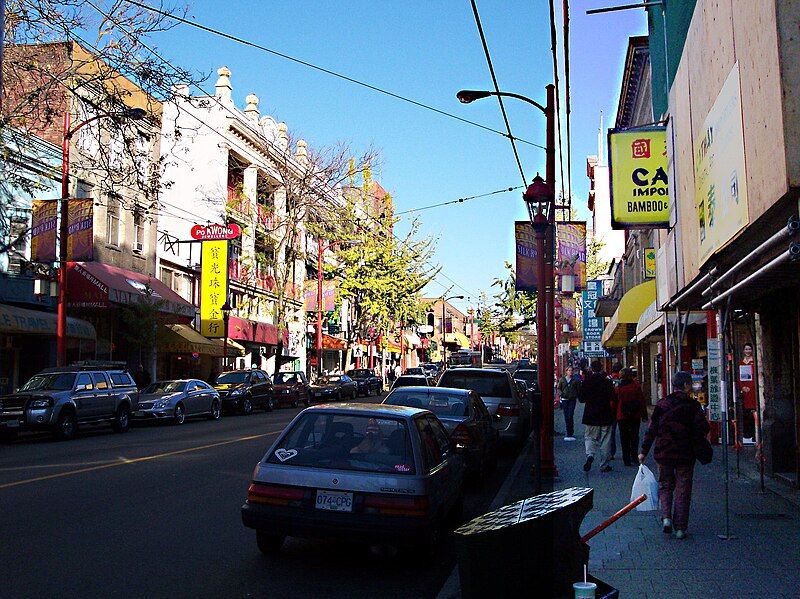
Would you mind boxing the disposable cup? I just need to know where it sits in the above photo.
[573,581,597,599]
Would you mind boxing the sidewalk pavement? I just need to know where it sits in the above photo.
[441,402,800,599]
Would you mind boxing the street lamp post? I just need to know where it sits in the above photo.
[441,294,464,368]
[458,84,558,478]
[221,300,232,370]
[56,106,147,366]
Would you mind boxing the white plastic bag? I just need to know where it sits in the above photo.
[631,464,659,511]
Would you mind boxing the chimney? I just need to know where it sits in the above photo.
[215,67,232,101]
[244,93,259,121]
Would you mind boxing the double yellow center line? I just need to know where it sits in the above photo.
[0,428,283,491]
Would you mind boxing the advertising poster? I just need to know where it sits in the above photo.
[694,62,749,264]
[514,221,539,292]
[200,240,229,338]
[303,280,318,312]
[67,199,94,261]
[608,127,670,229]
[581,280,605,356]
[644,247,656,278]
[556,221,586,290]
[30,200,58,263]
[304,280,336,312]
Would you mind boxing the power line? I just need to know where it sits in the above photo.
[394,185,521,216]
[469,0,526,186]
[123,0,545,150]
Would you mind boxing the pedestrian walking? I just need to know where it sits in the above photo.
[638,371,711,539]
[579,360,617,473]
[393,363,402,380]
[133,364,151,390]
[609,362,623,460]
[615,367,648,466]
[387,365,396,385]
[557,366,581,441]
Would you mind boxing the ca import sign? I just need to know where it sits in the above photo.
[608,127,670,229]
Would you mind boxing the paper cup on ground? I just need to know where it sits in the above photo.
[573,581,597,598]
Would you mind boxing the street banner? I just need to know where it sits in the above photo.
[303,280,336,312]
[514,221,539,292]
[608,126,670,229]
[303,280,317,312]
[200,240,229,338]
[67,199,93,261]
[707,338,722,421]
[30,200,57,263]
[556,221,586,290]
[561,297,577,332]
[644,247,656,278]
[695,62,749,264]
[581,280,605,356]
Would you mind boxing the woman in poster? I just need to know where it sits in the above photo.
[737,342,757,443]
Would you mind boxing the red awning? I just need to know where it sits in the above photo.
[66,261,195,319]
[228,315,289,346]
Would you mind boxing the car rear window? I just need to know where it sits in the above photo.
[267,413,416,475]
[385,390,468,418]
[109,372,134,387]
[438,371,512,398]
[394,376,427,387]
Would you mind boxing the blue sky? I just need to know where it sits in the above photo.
[146,1,646,313]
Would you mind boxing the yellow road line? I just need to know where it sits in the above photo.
[0,428,283,491]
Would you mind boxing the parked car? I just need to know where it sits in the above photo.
[309,374,358,402]
[513,367,540,399]
[383,386,498,481]
[133,379,221,424]
[213,369,275,414]
[403,367,426,376]
[391,374,435,391]
[272,371,311,408]
[241,403,465,554]
[0,365,137,441]
[437,367,530,444]
[347,369,383,397]
[420,363,440,380]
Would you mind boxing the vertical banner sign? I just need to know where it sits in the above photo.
[67,199,94,261]
[556,221,587,290]
[322,280,336,312]
[644,247,656,278]
[707,337,722,421]
[581,280,605,355]
[303,279,318,312]
[514,221,539,292]
[694,62,749,264]
[30,200,58,263]
[608,127,670,229]
[200,240,229,338]
[561,297,577,333]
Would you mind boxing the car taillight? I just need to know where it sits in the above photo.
[497,403,520,417]
[363,494,429,516]
[450,423,472,447]
[247,482,305,506]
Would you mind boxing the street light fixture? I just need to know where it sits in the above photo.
[442,294,464,368]
[221,300,232,369]
[56,105,147,366]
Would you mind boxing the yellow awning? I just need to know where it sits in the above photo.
[159,324,245,357]
[601,280,656,348]
[208,337,247,357]
[0,303,96,340]
[444,332,471,348]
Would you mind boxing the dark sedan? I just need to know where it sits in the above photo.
[391,375,434,391]
[134,379,221,424]
[213,369,275,414]
[273,371,311,408]
[383,386,498,481]
[347,369,383,397]
[309,375,358,402]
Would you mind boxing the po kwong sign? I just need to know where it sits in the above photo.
[190,223,241,241]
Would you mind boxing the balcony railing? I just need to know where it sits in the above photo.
[226,187,252,220]
[256,204,276,230]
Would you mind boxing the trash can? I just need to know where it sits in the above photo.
[454,487,595,599]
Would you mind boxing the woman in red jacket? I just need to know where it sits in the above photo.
[615,368,648,466]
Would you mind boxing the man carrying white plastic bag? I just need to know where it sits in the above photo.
[630,464,659,511]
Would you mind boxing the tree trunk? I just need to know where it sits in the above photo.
[273,340,284,377]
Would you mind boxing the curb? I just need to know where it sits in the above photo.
[436,433,536,599]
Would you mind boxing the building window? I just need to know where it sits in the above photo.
[134,131,150,183]
[106,196,121,246]
[133,209,144,253]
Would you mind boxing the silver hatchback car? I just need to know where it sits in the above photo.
[241,403,465,554]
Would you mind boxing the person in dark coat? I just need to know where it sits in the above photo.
[578,360,616,473]
[639,371,711,539]
[615,367,648,466]
[557,366,581,441]
[133,365,151,390]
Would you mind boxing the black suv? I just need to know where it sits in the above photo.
[347,368,383,396]
[213,369,275,414]
[0,365,138,441]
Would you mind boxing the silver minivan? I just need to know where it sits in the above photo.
[437,367,531,444]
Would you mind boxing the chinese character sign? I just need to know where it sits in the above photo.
[515,221,539,292]
[200,240,229,338]
[67,199,94,261]
[30,200,58,263]
[581,280,605,356]
[556,221,586,290]
[707,338,722,421]
[608,127,670,229]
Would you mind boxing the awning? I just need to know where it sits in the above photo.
[208,337,246,357]
[66,261,194,319]
[159,324,224,357]
[322,334,346,350]
[0,303,96,340]
[228,315,289,346]
[601,280,656,348]
[633,300,665,343]
[444,332,471,348]
[403,332,421,347]
[595,297,620,318]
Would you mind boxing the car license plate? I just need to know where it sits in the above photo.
[315,490,353,512]
[314,392,322,397]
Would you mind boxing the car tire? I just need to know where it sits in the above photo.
[291,398,298,409]
[265,397,275,412]
[303,396,310,407]
[208,400,221,420]
[53,409,77,441]
[241,397,254,415]
[256,531,285,554]
[111,404,131,433]
[173,403,186,425]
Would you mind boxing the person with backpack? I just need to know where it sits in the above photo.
[639,371,711,540]
[615,367,647,466]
